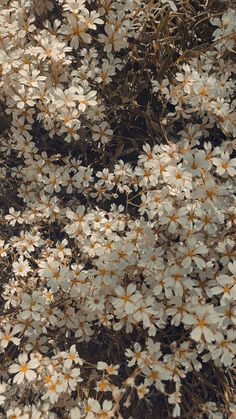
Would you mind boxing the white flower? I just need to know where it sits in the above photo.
[49,86,79,108]
[163,163,192,191]
[6,407,25,418]
[0,325,21,349]
[112,284,141,314]
[13,256,31,277]
[183,305,218,343]
[62,0,86,14]
[98,24,129,53]
[210,330,236,367]
[212,152,236,176]
[97,361,119,375]
[0,239,9,257]
[79,9,103,30]
[42,377,65,403]
[210,274,236,303]
[61,15,92,49]
[61,367,82,391]
[20,291,46,320]
[92,121,113,144]
[158,203,188,234]
[133,297,155,328]
[179,238,208,269]
[136,382,149,399]
[77,87,97,112]
[60,345,83,369]
[125,342,147,368]
[175,64,196,94]
[209,98,230,118]
[8,353,40,384]
[89,399,114,418]
[5,207,24,226]
[183,151,210,176]
[168,390,181,406]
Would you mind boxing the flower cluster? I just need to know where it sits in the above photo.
[0,1,235,418]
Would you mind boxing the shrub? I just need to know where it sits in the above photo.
[0,0,235,418]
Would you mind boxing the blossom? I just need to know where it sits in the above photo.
[175,64,196,94]
[183,151,210,177]
[19,68,46,88]
[210,274,236,303]
[166,297,188,326]
[98,24,129,53]
[209,98,230,118]
[42,377,65,403]
[125,342,147,368]
[92,122,113,144]
[212,152,236,176]
[20,291,46,320]
[179,238,208,269]
[0,240,9,257]
[136,382,150,399]
[6,407,24,418]
[5,207,24,226]
[62,0,86,15]
[163,163,192,191]
[168,389,182,417]
[215,301,236,329]
[209,330,236,367]
[61,15,92,49]
[12,86,36,109]
[158,203,188,234]
[49,86,80,108]
[133,296,155,328]
[95,378,111,393]
[112,284,141,314]
[77,87,97,111]
[183,305,218,343]
[60,345,83,369]
[0,325,21,349]
[217,239,236,266]
[97,361,119,376]
[88,399,114,418]
[12,256,31,277]
[228,260,236,278]
[8,353,40,384]
[79,9,103,30]
[61,367,82,391]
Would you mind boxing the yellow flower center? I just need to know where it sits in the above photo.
[197,319,206,328]
[20,364,29,373]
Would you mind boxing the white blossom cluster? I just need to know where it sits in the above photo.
[0,0,235,418]
[152,8,236,138]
